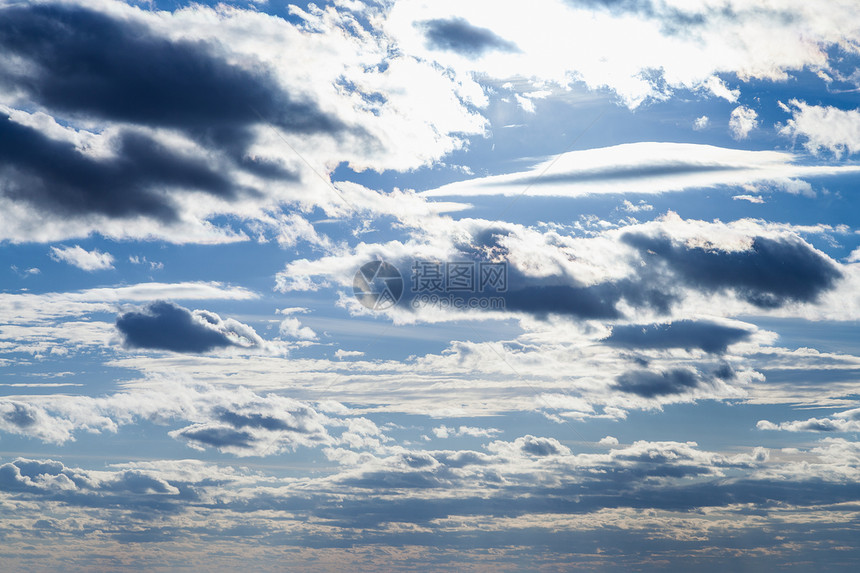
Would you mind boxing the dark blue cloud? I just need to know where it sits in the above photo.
[420,17,518,55]
[613,368,701,397]
[0,3,340,221]
[215,408,302,432]
[0,119,233,221]
[606,319,753,353]
[172,426,255,449]
[116,301,236,353]
[0,4,339,140]
[622,234,842,308]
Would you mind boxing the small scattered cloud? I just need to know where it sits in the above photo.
[276,307,317,340]
[432,425,501,439]
[729,105,758,140]
[703,76,739,102]
[10,265,40,277]
[732,194,765,203]
[619,199,653,213]
[129,255,164,270]
[49,245,114,271]
[335,349,365,359]
[693,115,709,130]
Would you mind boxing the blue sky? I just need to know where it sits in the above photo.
[2,0,860,571]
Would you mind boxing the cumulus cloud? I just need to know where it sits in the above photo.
[432,425,501,439]
[116,301,267,354]
[0,382,338,456]
[778,99,860,158]
[278,212,848,327]
[277,307,318,340]
[49,245,114,271]
[758,407,860,433]
[729,105,758,140]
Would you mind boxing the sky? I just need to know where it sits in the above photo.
[1,0,860,571]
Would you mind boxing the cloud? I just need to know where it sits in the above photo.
[0,3,338,150]
[605,319,754,353]
[0,381,337,456]
[517,435,569,456]
[778,99,860,158]
[419,17,518,55]
[693,115,709,130]
[0,115,238,222]
[0,401,74,444]
[703,76,739,102]
[277,308,318,340]
[116,301,265,354]
[621,232,842,309]
[432,425,501,439]
[732,194,764,203]
[49,245,114,271]
[758,407,860,433]
[613,367,702,397]
[421,142,860,199]
[729,105,758,140]
[0,1,488,243]
[388,0,860,108]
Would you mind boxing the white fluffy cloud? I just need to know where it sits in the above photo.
[49,245,115,271]
[729,105,758,140]
[387,0,860,107]
[779,99,860,157]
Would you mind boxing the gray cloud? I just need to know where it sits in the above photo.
[622,233,842,308]
[606,320,753,353]
[116,301,239,353]
[420,17,518,55]
[0,120,234,221]
[0,4,338,141]
[613,368,702,397]
[171,425,256,449]
[0,3,338,222]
